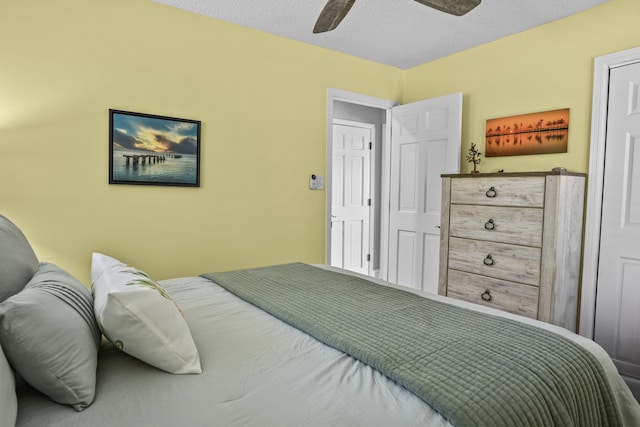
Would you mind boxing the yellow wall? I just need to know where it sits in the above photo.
[1,0,639,285]
[404,0,640,174]
[0,0,402,284]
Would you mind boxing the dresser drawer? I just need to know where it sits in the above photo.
[449,204,543,247]
[448,237,541,285]
[447,270,539,319]
[450,177,545,207]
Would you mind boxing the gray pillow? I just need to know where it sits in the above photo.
[0,214,39,303]
[0,262,101,411]
[0,342,17,427]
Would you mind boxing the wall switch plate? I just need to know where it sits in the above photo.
[310,174,324,190]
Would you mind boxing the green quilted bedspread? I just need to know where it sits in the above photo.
[201,263,622,427]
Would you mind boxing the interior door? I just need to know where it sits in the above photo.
[330,120,373,275]
[386,93,462,293]
[593,62,640,383]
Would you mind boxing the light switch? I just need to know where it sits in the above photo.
[310,174,324,190]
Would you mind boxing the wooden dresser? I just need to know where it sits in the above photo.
[438,172,586,331]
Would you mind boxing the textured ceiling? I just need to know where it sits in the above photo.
[152,0,609,69]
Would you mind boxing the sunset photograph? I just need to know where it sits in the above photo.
[485,108,570,157]
[109,110,201,186]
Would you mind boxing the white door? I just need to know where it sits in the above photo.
[593,62,640,383]
[386,93,462,293]
[330,120,373,275]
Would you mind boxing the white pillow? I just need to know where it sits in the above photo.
[91,253,201,374]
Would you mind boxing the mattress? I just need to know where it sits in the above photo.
[16,276,452,427]
[14,270,640,427]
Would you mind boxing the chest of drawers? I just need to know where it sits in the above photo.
[438,172,586,331]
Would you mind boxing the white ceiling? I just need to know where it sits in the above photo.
[152,0,609,69]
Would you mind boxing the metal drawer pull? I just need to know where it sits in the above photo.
[483,254,494,266]
[484,219,495,230]
[481,290,492,301]
[485,186,497,198]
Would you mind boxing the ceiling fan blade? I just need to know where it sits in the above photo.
[313,0,356,33]
[413,0,481,16]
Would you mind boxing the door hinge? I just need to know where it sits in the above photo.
[367,198,371,206]
[369,142,372,150]
[367,254,371,262]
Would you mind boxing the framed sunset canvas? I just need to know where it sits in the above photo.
[109,109,201,187]
[485,108,570,157]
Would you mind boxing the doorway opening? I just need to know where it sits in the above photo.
[326,89,462,293]
[326,89,396,278]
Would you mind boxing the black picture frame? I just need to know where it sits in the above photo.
[109,109,201,187]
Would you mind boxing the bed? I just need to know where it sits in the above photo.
[1,214,639,427]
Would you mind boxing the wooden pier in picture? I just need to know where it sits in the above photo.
[122,154,166,165]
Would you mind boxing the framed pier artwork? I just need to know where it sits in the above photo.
[109,109,201,187]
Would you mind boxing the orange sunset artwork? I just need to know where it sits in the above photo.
[485,108,570,157]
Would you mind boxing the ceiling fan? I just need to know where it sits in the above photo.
[313,0,481,33]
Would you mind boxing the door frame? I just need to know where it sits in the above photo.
[579,46,640,338]
[331,118,375,275]
[326,89,398,278]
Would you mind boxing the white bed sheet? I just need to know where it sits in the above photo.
[15,269,640,427]
[16,276,452,427]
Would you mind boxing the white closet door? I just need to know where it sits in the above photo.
[594,62,640,381]
[331,121,372,275]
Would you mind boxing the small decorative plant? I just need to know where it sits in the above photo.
[467,143,482,174]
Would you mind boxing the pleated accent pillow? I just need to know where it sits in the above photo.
[91,253,201,374]
[0,263,101,411]
[0,214,39,303]
[0,342,17,427]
